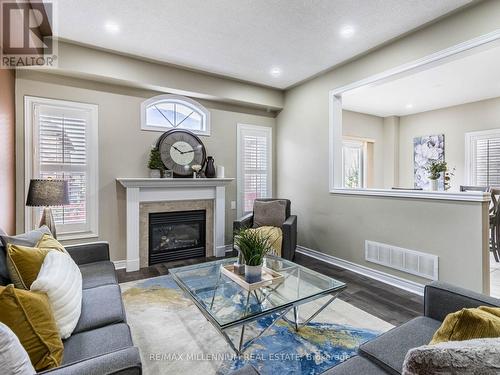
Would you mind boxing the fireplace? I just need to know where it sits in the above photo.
[148,210,206,264]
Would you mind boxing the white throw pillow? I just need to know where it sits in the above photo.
[0,322,36,375]
[30,250,82,339]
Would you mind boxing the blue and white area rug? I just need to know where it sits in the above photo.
[121,275,393,375]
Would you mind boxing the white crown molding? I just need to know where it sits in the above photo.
[296,245,425,296]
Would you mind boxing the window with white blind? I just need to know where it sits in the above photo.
[237,124,273,217]
[25,97,98,239]
[466,129,500,187]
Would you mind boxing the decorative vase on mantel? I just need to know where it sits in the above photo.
[205,156,216,178]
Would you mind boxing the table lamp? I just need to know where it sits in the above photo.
[26,179,69,239]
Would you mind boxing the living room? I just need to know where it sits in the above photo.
[1,1,500,374]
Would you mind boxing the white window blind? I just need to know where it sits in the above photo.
[237,124,272,216]
[26,97,98,239]
[466,129,500,187]
[475,138,500,185]
[342,140,365,188]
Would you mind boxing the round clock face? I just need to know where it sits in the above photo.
[157,130,206,176]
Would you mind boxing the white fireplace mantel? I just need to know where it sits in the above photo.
[117,177,234,272]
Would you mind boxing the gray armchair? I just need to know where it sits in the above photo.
[233,198,297,260]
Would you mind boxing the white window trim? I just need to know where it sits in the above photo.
[24,96,99,240]
[465,128,500,186]
[140,94,211,136]
[327,29,500,202]
[236,123,273,218]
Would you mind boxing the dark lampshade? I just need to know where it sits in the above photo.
[26,179,69,207]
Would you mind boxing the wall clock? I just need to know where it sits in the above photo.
[156,129,207,177]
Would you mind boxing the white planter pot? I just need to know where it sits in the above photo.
[430,179,439,191]
[244,265,262,283]
[149,169,161,178]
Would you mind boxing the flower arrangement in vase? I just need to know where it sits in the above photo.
[425,160,455,191]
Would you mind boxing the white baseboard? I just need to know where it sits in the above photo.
[296,245,425,296]
[126,258,140,272]
[113,260,127,270]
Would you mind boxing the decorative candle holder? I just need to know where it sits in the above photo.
[191,164,202,178]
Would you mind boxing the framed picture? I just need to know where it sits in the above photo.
[413,134,445,190]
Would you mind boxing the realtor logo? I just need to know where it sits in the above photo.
[1,1,57,68]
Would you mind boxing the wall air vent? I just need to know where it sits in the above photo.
[365,240,438,280]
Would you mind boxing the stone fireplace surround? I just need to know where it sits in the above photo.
[139,200,213,268]
[117,178,234,272]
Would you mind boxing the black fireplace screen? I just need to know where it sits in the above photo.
[148,210,206,264]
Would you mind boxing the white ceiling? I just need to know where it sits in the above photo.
[53,0,472,89]
[342,42,500,117]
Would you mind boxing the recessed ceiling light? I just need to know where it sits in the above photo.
[406,104,413,109]
[340,25,355,38]
[104,21,120,34]
[270,67,281,77]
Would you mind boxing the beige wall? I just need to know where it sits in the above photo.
[277,0,498,292]
[342,110,384,187]
[0,69,16,234]
[15,71,276,262]
[398,96,500,189]
[36,41,283,111]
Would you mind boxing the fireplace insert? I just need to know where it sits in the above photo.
[148,210,206,264]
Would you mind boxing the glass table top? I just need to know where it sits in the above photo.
[170,256,347,329]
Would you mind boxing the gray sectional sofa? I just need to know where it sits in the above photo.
[326,281,500,374]
[235,281,500,375]
[0,233,142,375]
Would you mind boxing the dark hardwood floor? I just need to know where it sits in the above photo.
[117,252,423,326]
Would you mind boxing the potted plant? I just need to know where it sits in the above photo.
[234,229,272,283]
[425,160,448,191]
[147,146,165,178]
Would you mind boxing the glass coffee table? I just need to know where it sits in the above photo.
[170,256,347,355]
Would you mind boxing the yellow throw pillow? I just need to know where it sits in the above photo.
[36,233,69,255]
[248,226,283,257]
[0,285,63,371]
[6,244,51,289]
[430,306,500,344]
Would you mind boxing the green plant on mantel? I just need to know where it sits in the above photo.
[234,228,272,266]
[147,147,165,172]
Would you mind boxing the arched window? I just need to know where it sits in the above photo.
[141,94,210,135]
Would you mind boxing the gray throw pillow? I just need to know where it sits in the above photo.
[0,226,52,285]
[402,338,500,375]
[0,322,36,375]
[253,200,287,228]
